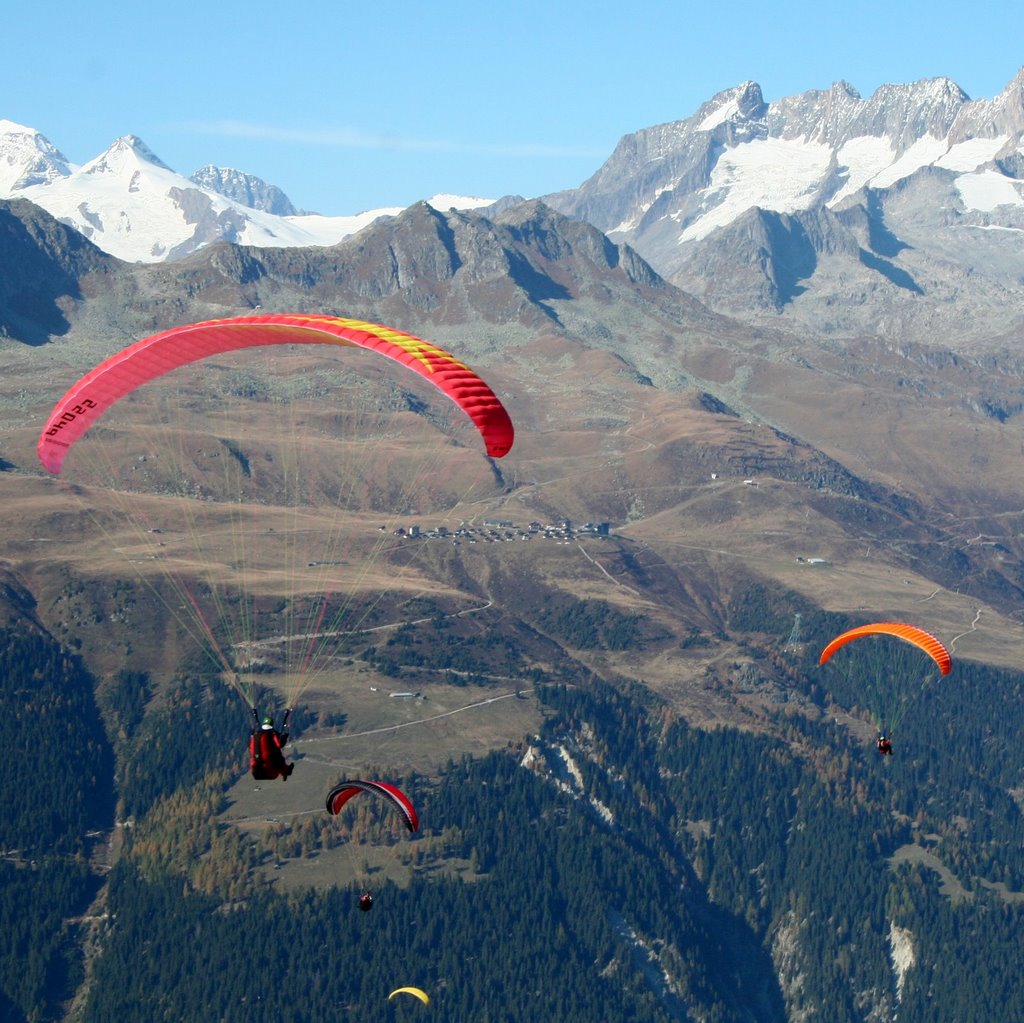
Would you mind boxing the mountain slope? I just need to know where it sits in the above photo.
[0,198,118,343]
[2,195,1024,684]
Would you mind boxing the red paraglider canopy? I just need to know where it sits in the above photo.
[38,313,515,474]
[326,780,419,833]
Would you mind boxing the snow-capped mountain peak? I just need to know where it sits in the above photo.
[0,126,496,263]
[950,67,1024,141]
[189,165,299,216]
[694,81,766,133]
[0,119,73,192]
[80,134,173,177]
[552,67,1024,265]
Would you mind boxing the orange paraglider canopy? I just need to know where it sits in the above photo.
[819,622,952,676]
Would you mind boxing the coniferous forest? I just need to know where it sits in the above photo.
[3,591,1024,1023]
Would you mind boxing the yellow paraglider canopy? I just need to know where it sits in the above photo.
[388,986,430,1006]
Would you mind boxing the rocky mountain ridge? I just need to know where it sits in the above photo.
[549,70,1024,242]
[3,69,1023,344]
[544,70,1024,345]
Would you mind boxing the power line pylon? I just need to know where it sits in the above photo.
[784,612,803,654]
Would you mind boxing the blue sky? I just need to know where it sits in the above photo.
[7,0,1022,215]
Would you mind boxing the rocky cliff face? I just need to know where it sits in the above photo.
[190,165,300,216]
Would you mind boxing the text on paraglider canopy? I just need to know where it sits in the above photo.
[45,398,97,435]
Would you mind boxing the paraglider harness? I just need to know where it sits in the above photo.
[876,733,893,756]
[250,708,291,779]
